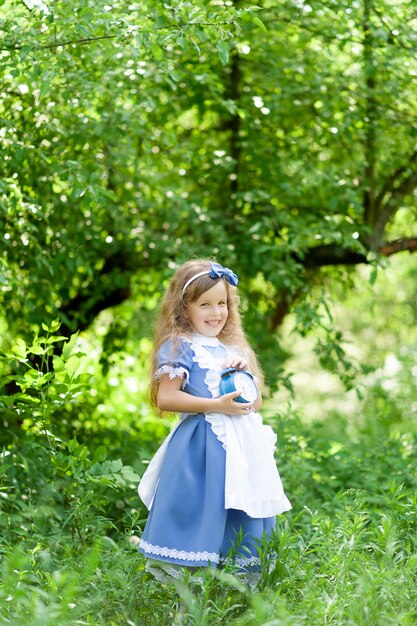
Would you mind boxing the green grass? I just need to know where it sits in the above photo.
[1,407,417,625]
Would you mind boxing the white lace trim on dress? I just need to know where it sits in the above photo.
[235,555,261,567]
[154,365,189,388]
[139,538,220,564]
[140,540,260,569]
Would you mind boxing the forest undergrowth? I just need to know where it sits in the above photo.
[1,400,416,626]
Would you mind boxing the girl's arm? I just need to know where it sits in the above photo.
[157,375,256,416]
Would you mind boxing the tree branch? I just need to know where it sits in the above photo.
[371,170,417,248]
[363,0,378,228]
[270,237,417,328]
[58,249,138,336]
[20,34,117,51]
[379,237,417,256]
[374,149,417,210]
[59,284,131,336]
[270,290,301,331]
[301,245,367,268]
[3,21,236,53]
[19,0,34,12]
[300,236,417,269]
[228,48,241,195]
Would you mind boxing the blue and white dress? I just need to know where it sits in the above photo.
[138,334,291,572]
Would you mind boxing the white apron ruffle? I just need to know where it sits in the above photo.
[204,411,291,518]
[138,420,181,511]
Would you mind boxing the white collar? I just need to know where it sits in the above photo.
[189,333,221,348]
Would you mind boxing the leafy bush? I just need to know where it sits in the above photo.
[0,322,142,547]
[1,399,416,624]
[1,318,416,624]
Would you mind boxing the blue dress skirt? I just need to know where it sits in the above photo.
[139,414,275,569]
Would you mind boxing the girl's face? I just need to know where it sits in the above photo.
[187,280,228,337]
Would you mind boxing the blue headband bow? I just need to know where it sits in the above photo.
[181,262,239,296]
[209,262,239,286]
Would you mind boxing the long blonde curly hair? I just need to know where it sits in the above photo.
[149,258,264,407]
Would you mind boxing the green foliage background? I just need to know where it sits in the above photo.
[1,0,417,623]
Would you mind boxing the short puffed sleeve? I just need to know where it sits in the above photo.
[154,338,193,388]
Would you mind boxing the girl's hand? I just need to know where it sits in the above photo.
[213,390,254,416]
[222,356,249,371]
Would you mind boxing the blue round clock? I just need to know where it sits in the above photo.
[219,368,258,404]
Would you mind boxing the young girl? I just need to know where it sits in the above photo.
[138,259,291,580]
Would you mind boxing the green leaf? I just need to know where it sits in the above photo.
[12,339,27,359]
[33,372,54,388]
[109,459,123,473]
[65,356,81,378]
[176,35,187,50]
[217,40,229,66]
[93,446,108,462]
[62,333,80,361]
[50,318,62,333]
[53,355,65,372]
[253,16,267,32]
[46,336,68,344]
[28,345,46,355]
[151,45,164,60]
[24,369,40,382]
[121,466,141,482]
